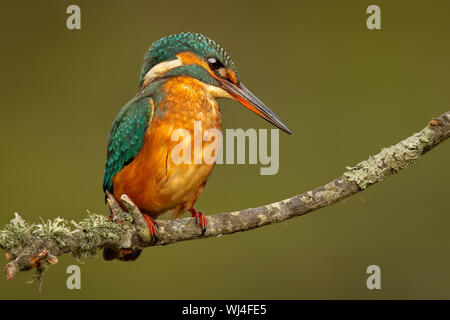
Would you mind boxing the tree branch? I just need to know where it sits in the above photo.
[1,111,449,284]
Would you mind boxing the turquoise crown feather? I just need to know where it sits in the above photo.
[138,32,238,87]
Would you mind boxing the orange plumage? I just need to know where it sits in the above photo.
[103,33,291,255]
[112,76,221,220]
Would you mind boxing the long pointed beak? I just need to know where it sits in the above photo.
[219,80,292,135]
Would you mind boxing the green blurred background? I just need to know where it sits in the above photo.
[0,0,449,299]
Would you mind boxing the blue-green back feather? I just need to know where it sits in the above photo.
[103,97,153,193]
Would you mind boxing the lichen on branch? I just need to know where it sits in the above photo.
[1,111,449,287]
[344,119,447,189]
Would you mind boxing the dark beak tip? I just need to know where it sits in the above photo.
[282,127,293,135]
[223,80,293,136]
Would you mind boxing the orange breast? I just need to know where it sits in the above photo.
[112,76,222,219]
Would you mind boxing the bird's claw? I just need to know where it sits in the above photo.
[190,208,207,236]
[120,194,158,244]
[142,214,159,244]
[105,190,124,221]
[103,192,158,261]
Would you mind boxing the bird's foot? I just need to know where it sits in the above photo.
[189,208,207,236]
[105,190,124,221]
[142,213,158,243]
[103,192,157,261]
[120,194,158,244]
[105,190,135,225]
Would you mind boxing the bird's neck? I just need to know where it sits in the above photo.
[151,76,222,131]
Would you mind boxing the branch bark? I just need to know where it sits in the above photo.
[2,111,449,282]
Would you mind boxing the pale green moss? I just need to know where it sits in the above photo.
[320,182,342,203]
[0,213,34,249]
[300,191,314,204]
[70,212,122,260]
[344,127,435,189]
[34,217,71,247]
[26,264,49,293]
[0,212,123,260]
[0,212,124,291]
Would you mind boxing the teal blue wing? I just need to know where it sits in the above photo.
[103,97,153,193]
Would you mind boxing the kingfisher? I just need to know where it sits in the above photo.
[103,33,291,256]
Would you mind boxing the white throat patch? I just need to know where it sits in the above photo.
[142,58,183,88]
[204,84,233,99]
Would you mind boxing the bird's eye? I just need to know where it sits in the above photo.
[207,57,222,70]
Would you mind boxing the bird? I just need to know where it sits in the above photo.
[102,32,291,259]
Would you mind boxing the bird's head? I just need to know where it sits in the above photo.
[139,32,292,134]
